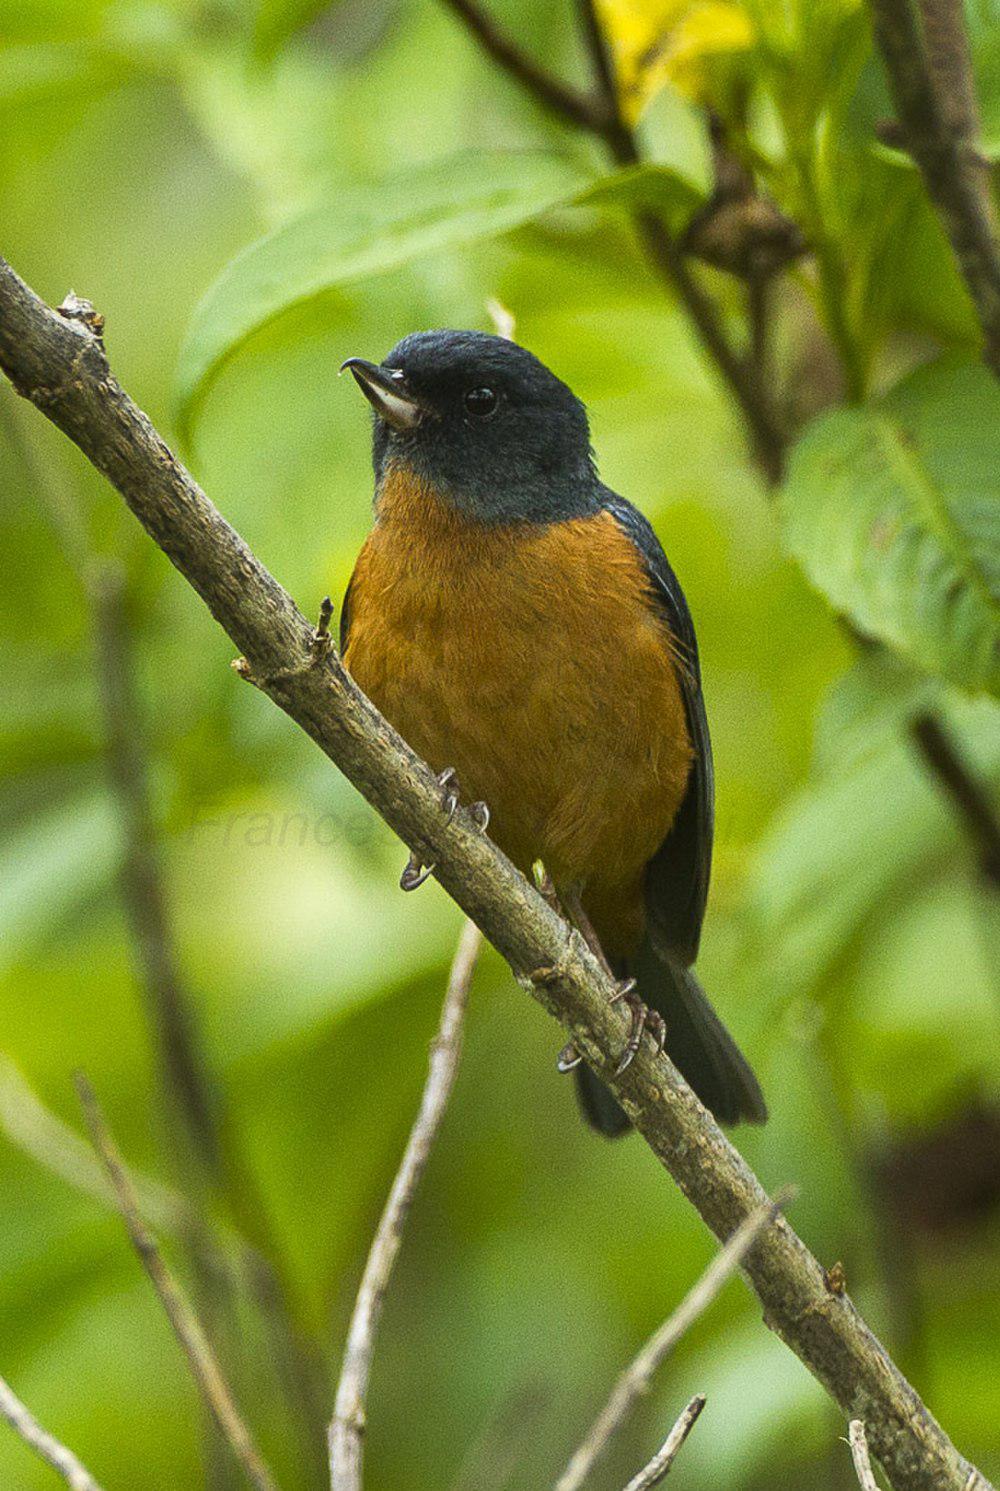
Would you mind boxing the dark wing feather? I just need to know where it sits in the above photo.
[603,493,714,968]
[339,572,356,653]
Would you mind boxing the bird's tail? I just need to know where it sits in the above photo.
[574,938,767,1138]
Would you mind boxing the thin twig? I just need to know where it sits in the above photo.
[0,1376,105,1491]
[910,712,1000,887]
[850,1420,881,1491]
[329,920,482,1490]
[435,0,787,481]
[556,1191,791,1491]
[0,1054,186,1234]
[868,0,1000,373]
[438,0,604,130]
[622,1395,706,1491]
[0,258,992,1491]
[91,565,223,1171]
[74,1072,280,1491]
[3,396,329,1484]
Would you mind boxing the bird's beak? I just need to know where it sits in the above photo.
[340,357,425,432]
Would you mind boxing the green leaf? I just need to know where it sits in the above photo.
[174,151,701,436]
[749,689,1000,998]
[781,357,1000,695]
[251,0,339,63]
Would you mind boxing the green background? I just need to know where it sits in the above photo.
[2,1,999,1487]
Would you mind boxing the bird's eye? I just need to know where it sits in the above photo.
[464,386,498,418]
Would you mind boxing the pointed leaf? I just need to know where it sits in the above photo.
[781,357,1000,695]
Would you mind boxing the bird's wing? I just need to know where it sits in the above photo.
[339,571,356,652]
[603,493,714,968]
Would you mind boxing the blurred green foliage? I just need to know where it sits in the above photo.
[1,1,999,1488]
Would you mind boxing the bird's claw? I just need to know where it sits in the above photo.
[437,766,460,824]
[435,767,490,833]
[400,850,435,892]
[556,1041,582,1073]
[610,980,667,1075]
[401,774,491,890]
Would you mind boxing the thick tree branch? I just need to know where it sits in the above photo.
[869,0,1000,373]
[556,1193,790,1491]
[0,1376,105,1491]
[329,920,481,1490]
[0,257,992,1491]
[621,1395,705,1491]
[75,1072,279,1491]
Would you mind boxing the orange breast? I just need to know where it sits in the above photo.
[343,468,692,956]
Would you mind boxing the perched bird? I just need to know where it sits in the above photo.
[340,331,766,1136]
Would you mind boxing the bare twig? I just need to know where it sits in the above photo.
[91,565,223,1171]
[555,1191,791,1491]
[0,1054,185,1233]
[3,397,329,1484]
[869,0,1000,373]
[0,1376,105,1491]
[910,712,1000,887]
[74,1072,280,1491]
[0,258,992,1491]
[438,0,604,130]
[329,920,481,1490]
[850,1420,881,1491]
[436,0,787,481]
[622,1395,706,1491]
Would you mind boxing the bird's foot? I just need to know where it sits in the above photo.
[400,771,491,890]
[436,767,490,832]
[437,766,460,823]
[556,1041,582,1073]
[400,850,434,892]
[610,980,667,1074]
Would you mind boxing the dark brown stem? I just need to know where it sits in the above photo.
[436,0,787,482]
[868,0,1000,373]
[0,255,991,1491]
[92,566,224,1167]
[437,0,607,131]
[910,711,1000,887]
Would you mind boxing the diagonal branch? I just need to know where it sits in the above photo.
[0,256,992,1491]
[74,1072,280,1491]
[0,1376,105,1491]
[868,0,1000,373]
[622,1395,706,1491]
[329,919,481,1490]
[555,1193,790,1491]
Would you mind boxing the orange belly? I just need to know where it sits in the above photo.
[343,471,692,955]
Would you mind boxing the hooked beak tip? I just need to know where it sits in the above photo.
[341,356,424,431]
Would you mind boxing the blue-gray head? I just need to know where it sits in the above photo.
[342,329,600,524]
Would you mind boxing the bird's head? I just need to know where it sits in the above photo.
[342,329,599,524]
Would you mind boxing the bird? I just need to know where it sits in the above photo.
[339,330,766,1136]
